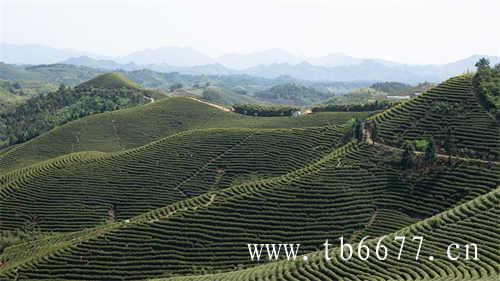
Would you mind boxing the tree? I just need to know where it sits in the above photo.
[353,118,363,142]
[370,121,378,142]
[401,140,415,169]
[423,137,437,165]
[475,57,490,70]
[442,127,455,166]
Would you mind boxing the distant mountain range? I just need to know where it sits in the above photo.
[1,43,499,83]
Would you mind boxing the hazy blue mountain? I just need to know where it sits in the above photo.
[306,53,363,67]
[60,56,140,71]
[60,54,500,83]
[6,43,498,83]
[147,63,235,75]
[118,47,215,66]
[0,43,97,65]
[243,55,500,83]
[216,48,304,70]
[59,56,235,76]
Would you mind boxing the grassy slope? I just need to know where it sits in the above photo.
[162,187,499,281]
[0,125,349,233]
[78,72,142,90]
[372,75,499,160]
[0,97,370,172]
[0,143,497,280]
[0,74,498,280]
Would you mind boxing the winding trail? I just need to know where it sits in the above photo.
[143,96,155,104]
[173,132,254,198]
[349,209,378,243]
[187,97,231,112]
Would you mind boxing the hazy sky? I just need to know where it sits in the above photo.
[2,0,499,64]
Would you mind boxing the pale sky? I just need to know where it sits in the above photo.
[1,0,499,64]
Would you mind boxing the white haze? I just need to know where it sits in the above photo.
[1,0,500,65]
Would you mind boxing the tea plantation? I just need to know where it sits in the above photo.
[372,75,499,160]
[0,142,497,280]
[0,74,498,281]
[0,97,370,173]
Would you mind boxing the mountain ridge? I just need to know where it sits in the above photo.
[3,43,500,83]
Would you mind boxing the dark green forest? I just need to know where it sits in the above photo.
[254,83,333,105]
[0,84,152,148]
[232,103,300,117]
[312,100,394,112]
[473,58,500,120]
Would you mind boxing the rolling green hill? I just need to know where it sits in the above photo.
[371,75,499,160]
[0,97,370,172]
[201,86,259,106]
[0,74,498,281]
[161,187,499,281]
[0,142,497,280]
[0,80,58,112]
[79,72,142,90]
[0,125,349,233]
[0,63,105,86]
[0,73,165,150]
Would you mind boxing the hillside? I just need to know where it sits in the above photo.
[255,83,332,105]
[0,80,57,112]
[0,73,164,150]
[0,74,498,280]
[0,125,349,232]
[0,63,105,86]
[162,187,499,281]
[78,72,141,90]
[201,86,259,106]
[0,97,370,172]
[0,142,497,280]
[371,75,500,160]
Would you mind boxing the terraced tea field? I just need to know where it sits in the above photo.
[372,75,499,160]
[0,125,348,232]
[0,97,370,173]
[162,188,499,281]
[0,74,498,281]
[1,142,497,280]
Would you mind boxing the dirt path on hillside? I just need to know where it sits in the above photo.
[143,95,155,103]
[187,97,231,112]
[174,132,254,197]
[148,194,217,224]
[349,209,378,243]
[362,123,499,165]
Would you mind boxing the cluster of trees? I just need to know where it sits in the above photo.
[370,82,411,94]
[232,103,300,117]
[312,100,394,112]
[255,83,332,106]
[0,85,148,148]
[473,58,500,120]
[0,80,58,110]
[400,128,456,169]
[370,81,433,96]
[401,138,436,169]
